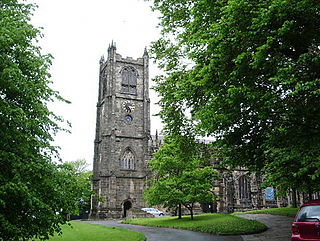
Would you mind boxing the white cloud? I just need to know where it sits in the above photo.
[29,0,163,164]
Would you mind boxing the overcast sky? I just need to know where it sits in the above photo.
[30,0,163,165]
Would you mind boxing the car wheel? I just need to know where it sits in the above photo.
[159,213,164,216]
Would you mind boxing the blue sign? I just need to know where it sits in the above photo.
[264,188,275,200]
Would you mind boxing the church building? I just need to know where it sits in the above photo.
[90,43,151,219]
[90,43,317,219]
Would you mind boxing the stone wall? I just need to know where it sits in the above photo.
[90,44,151,220]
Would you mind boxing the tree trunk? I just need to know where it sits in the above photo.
[308,190,313,201]
[178,203,182,219]
[189,203,194,220]
[292,189,297,208]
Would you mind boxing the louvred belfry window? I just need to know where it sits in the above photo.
[121,66,137,95]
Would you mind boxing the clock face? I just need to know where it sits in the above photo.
[124,114,133,124]
[122,100,135,113]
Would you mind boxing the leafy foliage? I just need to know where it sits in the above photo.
[63,159,93,218]
[144,134,217,219]
[0,1,91,240]
[149,0,320,194]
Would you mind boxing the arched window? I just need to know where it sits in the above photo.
[121,66,137,95]
[239,176,251,200]
[121,148,135,170]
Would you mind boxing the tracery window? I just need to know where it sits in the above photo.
[121,148,135,170]
[121,66,137,95]
[239,176,251,200]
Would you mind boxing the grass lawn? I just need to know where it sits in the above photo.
[38,221,146,241]
[232,207,299,217]
[122,213,267,235]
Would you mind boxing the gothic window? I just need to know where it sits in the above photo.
[101,69,108,98]
[239,176,251,200]
[121,148,135,170]
[121,66,137,95]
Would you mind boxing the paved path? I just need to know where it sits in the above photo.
[87,214,293,241]
[87,220,243,241]
[237,214,294,241]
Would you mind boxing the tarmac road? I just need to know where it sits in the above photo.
[236,214,293,241]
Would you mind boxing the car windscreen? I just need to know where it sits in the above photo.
[296,205,320,222]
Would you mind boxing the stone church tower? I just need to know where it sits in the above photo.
[90,43,151,219]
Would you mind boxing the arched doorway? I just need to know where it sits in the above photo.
[201,202,217,213]
[123,200,132,218]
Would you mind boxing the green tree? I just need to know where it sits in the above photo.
[144,134,217,220]
[0,1,87,240]
[66,158,90,174]
[63,159,93,218]
[149,0,320,194]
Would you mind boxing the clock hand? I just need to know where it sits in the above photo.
[125,103,131,113]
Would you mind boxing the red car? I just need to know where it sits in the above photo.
[292,199,320,241]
